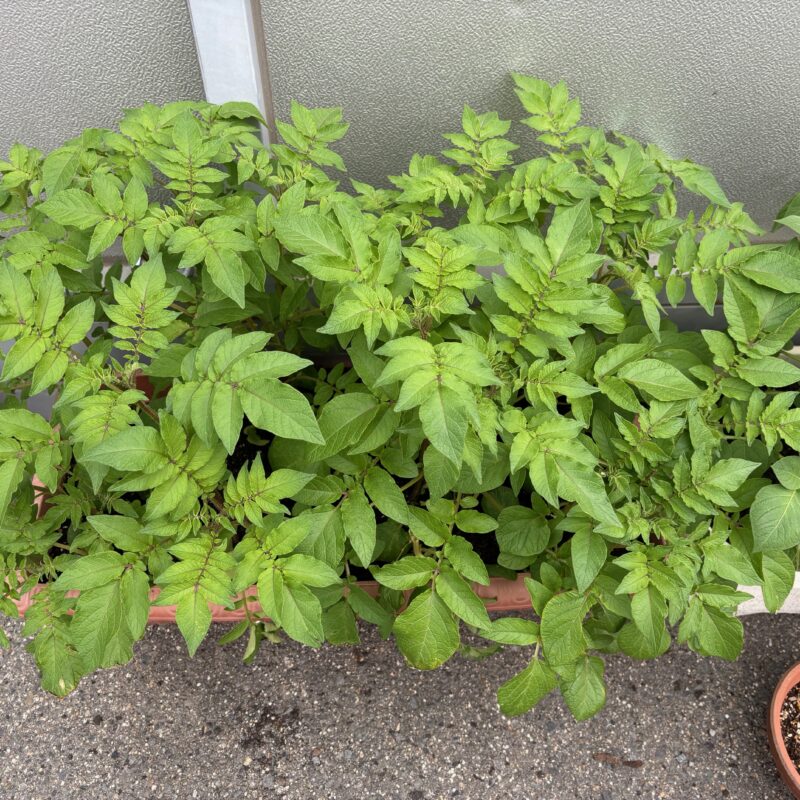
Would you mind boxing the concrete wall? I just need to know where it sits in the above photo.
[2,0,798,231]
[260,0,800,230]
[0,0,204,155]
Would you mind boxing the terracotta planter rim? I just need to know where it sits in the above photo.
[768,660,800,798]
[12,574,533,624]
[17,474,533,624]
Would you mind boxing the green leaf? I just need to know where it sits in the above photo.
[31,349,68,395]
[736,249,800,294]
[666,273,686,306]
[776,216,800,236]
[308,392,379,459]
[677,236,700,277]
[42,149,80,195]
[372,556,436,590]
[497,657,557,716]
[702,458,758,492]
[671,161,730,207]
[293,507,344,567]
[237,378,324,444]
[436,565,491,628]
[629,585,670,657]
[559,656,607,720]
[87,515,150,552]
[0,261,34,322]
[92,172,123,214]
[120,568,150,640]
[346,584,394,636]
[341,488,377,565]
[693,604,744,660]
[702,539,761,585]
[553,458,619,529]
[2,336,47,381]
[55,298,95,346]
[571,529,606,592]
[479,617,540,646]
[257,565,283,622]
[496,506,549,557]
[261,516,315,557]
[123,177,148,221]
[223,462,311,527]
[364,467,409,524]
[156,536,234,656]
[758,550,795,613]
[736,357,800,389]
[0,460,25,524]
[53,551,128,591]
[444,535,489,585]
[419,385,468,465]
[723,276,760,343]
[274,210,348,259]
[618,359,701,401]
[454,509,498,534]
[204,247,246,307]
[34,266,65,331]
[691,270,718,316]
[393,589,460,669]
[546,199,592,266]
[84,426,167,471]
[24,597,84,696]
[0,408,52,440]
[175,591,212,657]
[217,100,267,124]
[695,583,753,610]
[39,188,105,229]
[87,218,123,260]
[278,581,325,647]
[70,579,136,669]
[751,485,800,551]
[323,600,360,645]
[262,468,314,500]
[773,457,800,491]
[280,554,341,587]
[423,446,460,500]
[540,591,587,666]
[209,382,242,454]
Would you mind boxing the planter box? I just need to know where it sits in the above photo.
[14,571,798,624]
[16,474,534,624]
[12,574,534,623]
[16,474,800,624]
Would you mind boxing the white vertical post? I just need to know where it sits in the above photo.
[186,0,274,142]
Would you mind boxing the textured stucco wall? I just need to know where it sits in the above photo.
[260,0,799,229]
[0,1,204,156]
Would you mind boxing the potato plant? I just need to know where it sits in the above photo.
[1,76,798,719]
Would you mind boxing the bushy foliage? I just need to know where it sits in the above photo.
[1,76,799,718]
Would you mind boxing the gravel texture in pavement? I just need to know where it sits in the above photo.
[0,613,797,800]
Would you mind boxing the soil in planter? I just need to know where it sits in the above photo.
[346,563,374,581]
[225,431,506,573]
[227,431,271,475]
[780,682,800,772]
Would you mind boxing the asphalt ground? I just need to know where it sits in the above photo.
[0,613,797,799]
